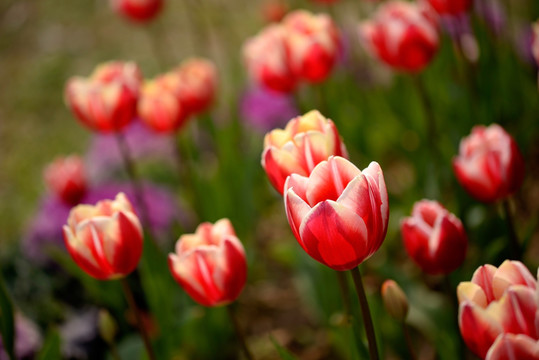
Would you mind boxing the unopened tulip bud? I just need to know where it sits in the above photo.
[98,309,118,345]
[381,280,409,322]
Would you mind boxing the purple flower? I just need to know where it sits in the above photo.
[23,182,189,263]
[60,308,98,360]
[240,86,299,132]
[85,120,176,182]
[475,0,506,36]
[0,314,42,360]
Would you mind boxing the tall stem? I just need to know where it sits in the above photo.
[350,267,379,360]
[502,199,522,259]
[412,75,438,158]
[226,305,254,360]
[120,279,156,360]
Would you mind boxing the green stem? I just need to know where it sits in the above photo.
[120,279,156,360]
[502,199,522,259]
[350,267,379,360]
[226,305,254,360]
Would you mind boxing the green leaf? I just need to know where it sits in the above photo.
[0,275,15,360]
[37,328,61,360]
[270,335,297,360]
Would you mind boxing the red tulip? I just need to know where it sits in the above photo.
[358,1,440,72]
[63,193,144,280]
[138,79,189,133]
[261,110,348,194]
[283,10,341,83]
[244,25,297,93]
[284,156,388,271]
[65,61,142,133]
[457,260,538,359]
[44,155,87,206]
[110,0,163,23]
[486,334,539,360]
[453,124,525,203]
[168,219,247,307]
[401,200,467,275]
[427,0,473,16]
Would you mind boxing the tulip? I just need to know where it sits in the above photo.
[485,334,539,360]
[284,156,388,271]
[243,25,297,93]
[453,124,525,203]
[110,0,163,23]
[282,10,341,83]
[381,280,409,322]
[427,0,473,16]
[401,200,467,275]
[63,193,143,280]
[261,110,348,194]
[138,79,189,133]
[43,155,87,206]
[457,260,538,359]
[168,219,247,307]
[358,1,440,72]
[65,61,142,133]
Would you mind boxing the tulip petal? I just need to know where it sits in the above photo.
[493,261,537,299]
[306,156,360,205]
[472,264,498,303]
[284,185,312,251]
[486,334,539,360]
[459,302,504,359]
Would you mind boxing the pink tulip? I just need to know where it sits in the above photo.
[457,260,538,359]
[261,110,348,194]
[243,25,297,93]
[282,10,341,83]
[485,333,539,360]
[358,1,440,72]
[110,0,163,23]
[65,61,142,133]
[453,124,525,203]
[401,200,467,275]
[284,156,388,271]
[427,0,473,16]
[44,155,87,206]
[168,219,247,307]
[63,193,144,280]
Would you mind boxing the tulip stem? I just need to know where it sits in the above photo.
[226,305,254,360]
[402,323,417,360]
[350,267,379,360]
[115,132,152,231]
[120,279,156,360]
[502,199,522,259]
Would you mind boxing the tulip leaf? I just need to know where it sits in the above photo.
[0,274,15,360]
[270,335,298,360]
[37,328,61,360]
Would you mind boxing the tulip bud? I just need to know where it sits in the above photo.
[427,0,473,16]
[63,193,143,280]
[243,25,297,93]
[173,58,217,115]
[381,280,409,322]
[168,219,247,307]
[284,156,389,271]
[401,200,467,275]
[358,1,440,73]
[110,0,163,23]
[98,309,118,345]
[43,155,87,205]
[282,10,341,83]
[138,79,189,133]
[261,110,348,194]
[65,61,142,133]
[453,124,525,203]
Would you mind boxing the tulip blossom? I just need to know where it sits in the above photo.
[358,1,440,73]
[457,260,539,359]
[168,219,247,307]
[261,110,348,194]
[401,200,467,275]
[284,156,388,271]
[44,155,87,206]
[453,124,525,203]
[282,10,341,83]
[65,61,142,133]
[243,25,297,93]
[138,79,188,133]
[427,0,473,16]
[110,0,163,23]
[63,193,143,280]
